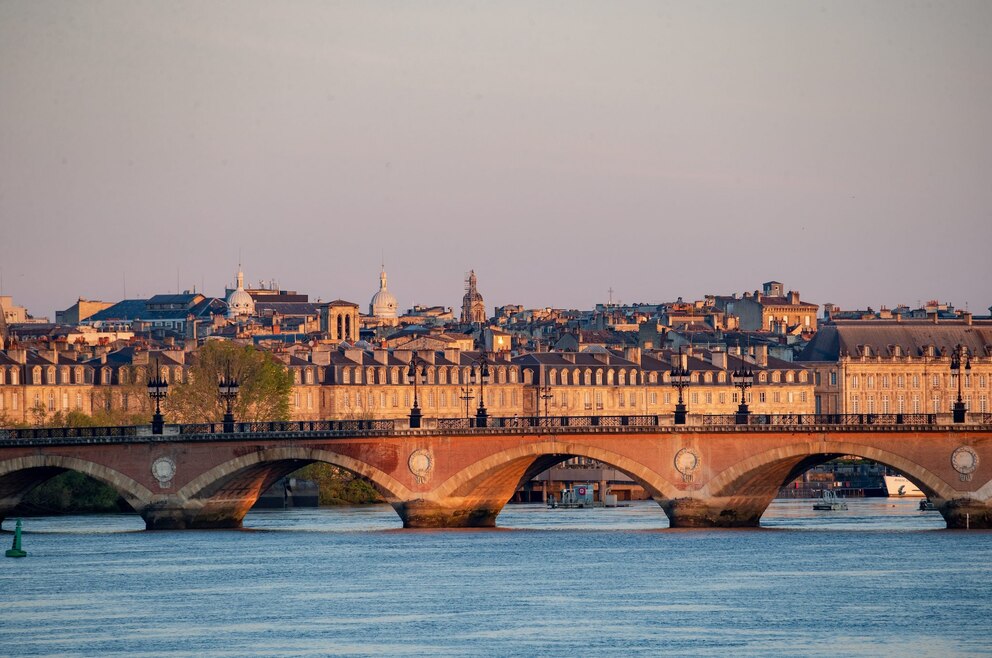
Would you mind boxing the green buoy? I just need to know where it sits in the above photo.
[5,519,27,558]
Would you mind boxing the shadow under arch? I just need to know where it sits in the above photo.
[0,454,155,521]
[704,441,957,503]
[173,446,416,528]
[430,440,679,523]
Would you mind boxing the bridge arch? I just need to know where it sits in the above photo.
[0,454,155,519]
[166,447,416,529]
[704,441,957,502]
[428,440,679,526]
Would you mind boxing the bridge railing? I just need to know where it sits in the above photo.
[0,411,984,441]
[176,420,396,434]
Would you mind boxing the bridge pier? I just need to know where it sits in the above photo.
[392,499,501,528]
[660,497,766,528]
[140,500,246,530]
[938,499,992,529]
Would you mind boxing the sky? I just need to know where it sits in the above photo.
[1,1,990,319]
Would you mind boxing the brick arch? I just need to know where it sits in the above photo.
[432,440,680,507]
[704,441,958,501]
[0,454,155,513]
[176,446,415,504]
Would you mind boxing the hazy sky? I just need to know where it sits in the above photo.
[2,1,990,319]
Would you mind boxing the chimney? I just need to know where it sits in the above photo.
[373,349,389,364]
[393,349,413,364]
[444,348,461,364]
[711,351,727,369]
[623,346,641,365]
[963,311,973,326]
[415,350,436,364]
[310,350,331,366]
[928,311,939,324]
[755,344,769,366]
[789,291,800,304]
[132,350,149,366]
[7,348,27,364]
[562,353,576,363]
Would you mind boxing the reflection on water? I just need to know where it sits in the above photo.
[1,499,989,657]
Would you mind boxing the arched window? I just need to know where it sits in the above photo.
[758,372,767,383]
[75,367,84,384]
[771,371,781,383]
[367,367,376,384]
[342,368,351,384]
[786,371,794,383]
[606,370,615,386]
[105,367,114,384]
[584,369,592,385]
[618,369,626,386]
[32,366,41,384]
[305,369,314,385]
[523,368,534,385]
[47,367,56,384]
[60,366,70,383]
[703,372,713,384]
[649,372,658,384]
[119,369,128,385]
[509,369,518,384]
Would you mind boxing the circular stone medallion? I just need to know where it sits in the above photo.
[951,446,979,477]
[151,456,176,488]
[674,448,700,482]
[408,449,433,484]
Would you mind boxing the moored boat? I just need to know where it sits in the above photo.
[883,475,924,498]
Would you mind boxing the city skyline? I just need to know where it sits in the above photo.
[2,2,991,317]
[1,263,988,322]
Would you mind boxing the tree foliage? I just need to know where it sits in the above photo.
[165,341,293,423]
[293,463,385,505]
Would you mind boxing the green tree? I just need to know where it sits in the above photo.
[165,341,293,423]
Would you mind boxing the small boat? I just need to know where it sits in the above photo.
[813,489,848,511]
[884,475,924,498]
[919,499,936,511]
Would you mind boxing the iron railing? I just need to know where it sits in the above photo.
[0,411,986,442]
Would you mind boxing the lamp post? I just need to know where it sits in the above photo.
[471,351,491,427]
[539,385,553,422]
[218,366,240,433]
[146,358,168,435]
[669,346,691,425]
[950,344,971,423]
[407,354,427,428]
[731,348,754,425]
[459,386,475,420]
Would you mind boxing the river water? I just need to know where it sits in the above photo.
[2,499,990,657]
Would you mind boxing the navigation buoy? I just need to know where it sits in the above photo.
[5,519,27,558]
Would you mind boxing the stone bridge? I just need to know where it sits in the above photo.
[1,416,990,530]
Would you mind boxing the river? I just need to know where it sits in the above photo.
[2,499,990,657]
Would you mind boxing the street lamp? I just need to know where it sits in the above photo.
[407,354,427,428]
[950,344,971,423]
[539,385,553,422]
[459,386,475,420]
[218,366,240,433]
[731,348,754,425]
[146,358,168,435]
[669,346,691,425]
[471,351,491,427]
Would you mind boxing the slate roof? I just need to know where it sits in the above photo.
[797,320,992,361]
[85,300,148,323]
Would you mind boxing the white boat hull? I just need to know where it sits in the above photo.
[884,475,924,497]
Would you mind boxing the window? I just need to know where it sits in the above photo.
[801,391,807,403]
[851,375,859,389]
[595,391,603,410]
[650,392,658,405]
[294,392,300,407]
[705,392,712,404]
[912,375,919,388]
[830,371,837,386]
[307,391,313,409]
[851,397,859,413]
[866,375,874,389]
[719,393,726,404]
[584,392,592,410]
[691,392,698,404]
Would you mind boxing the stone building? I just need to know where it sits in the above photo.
[797,317,992,416]
[55,299,115,325]
[368,268,399,326]
[320,300,360,343]
[461,270,487,324]
[728,281,819,334]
